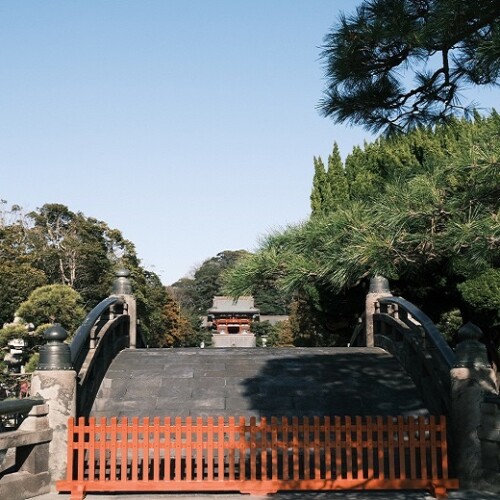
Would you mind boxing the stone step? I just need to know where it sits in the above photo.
[90,347,428,420]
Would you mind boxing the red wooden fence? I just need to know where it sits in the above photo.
[57,415,458,499]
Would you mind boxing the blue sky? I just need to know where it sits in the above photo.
[1,1,498,284]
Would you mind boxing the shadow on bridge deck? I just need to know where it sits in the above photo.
[89,347,428,420]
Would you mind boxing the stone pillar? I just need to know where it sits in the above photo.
[450,322,498,486]
[112,268,137,348]
[30,325,76,486]
[124,294,137,349]
[365,276,392,347]
[478,394,500,489]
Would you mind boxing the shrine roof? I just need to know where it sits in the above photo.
[207,296,259,314]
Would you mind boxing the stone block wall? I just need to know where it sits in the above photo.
[478,394,500,482]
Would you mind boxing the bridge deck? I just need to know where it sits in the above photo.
[90,347,428,420]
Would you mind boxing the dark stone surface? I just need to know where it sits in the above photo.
[89,347,429,420]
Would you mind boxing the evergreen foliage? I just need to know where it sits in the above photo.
[319,0,500,133]
[310,143,349,217]
[0,202,168,346]
[310,157,328,216]
[225,113,500,349]
[16,284,85,335]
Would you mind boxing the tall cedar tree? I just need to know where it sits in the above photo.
[310,157,328,217]
[310,144,349,216]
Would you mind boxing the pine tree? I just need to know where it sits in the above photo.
[319,0,500,132]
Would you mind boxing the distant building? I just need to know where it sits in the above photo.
[207,296,259,347]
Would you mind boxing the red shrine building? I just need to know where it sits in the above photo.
[207,296,259,347]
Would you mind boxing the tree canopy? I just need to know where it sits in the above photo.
[0,202,168,346]
[225,113,500,348]
[319,0,500,133]
[16,284,86,334]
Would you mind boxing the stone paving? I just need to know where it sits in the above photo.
[33,489,500,500]
[12,264,498,500]
[35,347,468,500]
[89,347,429,420]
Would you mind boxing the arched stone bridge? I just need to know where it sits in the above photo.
[3,272,498,499]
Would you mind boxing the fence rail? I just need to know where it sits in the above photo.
[57,414,458,499]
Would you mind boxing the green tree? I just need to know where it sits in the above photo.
[310,145,349,216]
[0,201,169,348]
[159,288,199,347]
[29,203,137,307]
[225,113,500,349]
[325,142,349,210]
[310,156,328,216]
[173,250,250,315]
[130,268,169,347]
[16,284,86,334]
[319,0,500,132]
[0,209,48,325]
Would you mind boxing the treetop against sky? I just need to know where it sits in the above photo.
[1,1,499,284]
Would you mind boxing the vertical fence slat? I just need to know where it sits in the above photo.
[152,417,160,482]
[174,416,182,480]
[164,417,171,481]
[131,417,139,482]
[398,416,406,480]
[440,415,449,479]
[142,417,150,482]
[419,415,428,479]
[292,416,299,480]
[282,416,289,480]
[324,416,332,480]
[376,416,385,479]
[334,416,342,479]
[408,416,417,479]
[195,417,203,481]
[430,415,438,480]
[76,417,86,482]
[228,416,235,480]
[207,417,214,481]
[185,417,192,481]
[313,416,320,479]
[259,417,266,480]
[366,416,373,480]
[387,417,396,480]
[87,417,95,481]
[303,416,310,480]
[120,417,128,483]
[271,416,278,480]
[109,417,118,481]
[239,416,246,481]
[355,416,363,480]
[250,417,257,481]
[345,416,353,480]
[100,418,108,482]
[217,416,224,481]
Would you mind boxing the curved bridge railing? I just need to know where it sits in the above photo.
[351,295,456,415]
[375,296,455,414]
[71,295,140,417]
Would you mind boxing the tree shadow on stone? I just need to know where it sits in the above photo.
[240,350,428,419]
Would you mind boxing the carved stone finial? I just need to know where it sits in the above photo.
[454,322,490,369]
[368,276,391,294]
[112,268,132,295]
[457,322,483,342]
[37,324,72,370]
